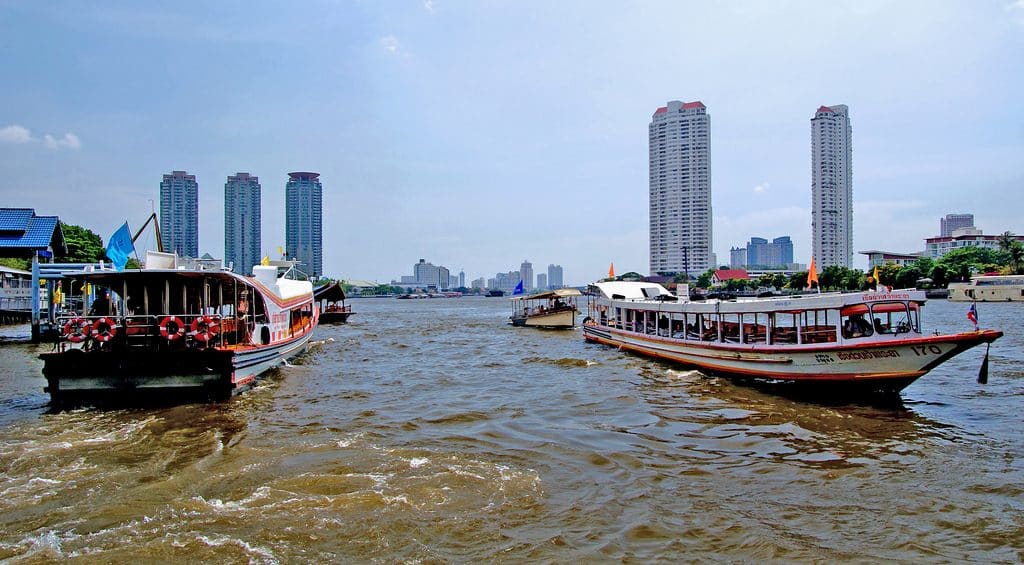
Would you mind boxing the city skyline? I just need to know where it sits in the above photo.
[2,3,1022,285]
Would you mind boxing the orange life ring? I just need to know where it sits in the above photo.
[191,315,219,342]
[92,317,117,342]
[63,317,91,343]
[159,316,186,341]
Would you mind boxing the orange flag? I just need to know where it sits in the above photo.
[806,257,819,289]
[608,262,615,278]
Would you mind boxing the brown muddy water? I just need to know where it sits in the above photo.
[0,297,1021,562]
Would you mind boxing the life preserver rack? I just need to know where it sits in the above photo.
[159,316,186,341]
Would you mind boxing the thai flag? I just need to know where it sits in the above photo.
[967,303,978,327]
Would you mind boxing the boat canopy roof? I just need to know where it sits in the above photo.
[592,281,926,314]
[314,281,346,302]
[510,288,582,301]
[591,281,674,300]
[62,268,244,287]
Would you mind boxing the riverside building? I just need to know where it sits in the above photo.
[159,170,199,258]
[285,172,323,279]
[224,173,261,275]
[649,100,712,277]
[811,104,853,269]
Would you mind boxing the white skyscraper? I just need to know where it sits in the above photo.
[811,104,853,269]
[520,260,534,291]
[649,100,712,277]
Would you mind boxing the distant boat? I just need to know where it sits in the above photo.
[948,274,1024,302]
[582,280,1001,396]
[40,252,317,405]
[486,289,504,297]
[509,288,582,329]
[314,281,354,324]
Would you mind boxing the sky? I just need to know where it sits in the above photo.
[1,1,1022,286]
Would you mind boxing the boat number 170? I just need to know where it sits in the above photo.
[910,345,942,356]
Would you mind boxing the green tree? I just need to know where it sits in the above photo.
[695,268,715,289]
[1008,242,1024,274]
[928,264,950,287]
[0,257,30,271]
[787,271,809,290]
[937,247,1006,281]
[997,231,1016,252]
[58,222,105,263]
[894,265,922,289]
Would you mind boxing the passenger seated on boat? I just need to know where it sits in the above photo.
[843,314,873,339]
[90,290,112,317]
[874,317,887,334]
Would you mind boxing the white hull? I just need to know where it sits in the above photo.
[511,308,577,328]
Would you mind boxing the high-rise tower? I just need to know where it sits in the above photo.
[520,260,534,292]
[224,173,261,275]
[159,170,199,258]
[285,172,323,279]
[811,104,853,269]
[649,100,712,277]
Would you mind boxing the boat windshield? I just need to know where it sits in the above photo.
[841,301,919,338]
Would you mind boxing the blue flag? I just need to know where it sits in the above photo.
[513,280,524,295]
[106,222,135,271]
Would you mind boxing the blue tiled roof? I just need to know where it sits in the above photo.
[0,208,33,232]
[0,208,61,251]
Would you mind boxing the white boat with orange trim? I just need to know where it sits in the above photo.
[510,288,581,328]
[582,281,1002,396]
[40,253,318,404]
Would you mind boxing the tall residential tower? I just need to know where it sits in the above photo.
[224,173,261,275]
[285,172,323,279]
[159,170,199,258]
[811,104,853,269]
[520,260,534,292]
[649,100,712,277]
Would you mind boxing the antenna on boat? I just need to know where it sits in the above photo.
[132,213,164,253]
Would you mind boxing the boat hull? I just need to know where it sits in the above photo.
[583,322,1000,395]
[319,311,353,324]
[41,330,315,405]
[511,308,577,329]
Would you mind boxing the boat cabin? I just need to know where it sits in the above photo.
[588,282,923,347]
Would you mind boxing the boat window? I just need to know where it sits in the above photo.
[868,301,918,334]
[772,312,798,344]
[670,313,686,339]
[801,309,837,343]
[658,314,671,337]
[743,313,768,344]
[841,311,874,339]
[721,314,741,343]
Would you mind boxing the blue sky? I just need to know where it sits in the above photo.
[2,1,1022,285]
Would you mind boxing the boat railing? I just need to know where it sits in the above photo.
[52,312,251,351]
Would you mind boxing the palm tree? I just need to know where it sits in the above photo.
[1009,241,1024,274]
[997,231,1016,252]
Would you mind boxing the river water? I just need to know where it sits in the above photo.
[0,297,1021,562]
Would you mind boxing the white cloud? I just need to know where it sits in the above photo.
[0,124,33,144]
[423,0,435,14]
[753,182,770,193]
[0,124,80,150]
[44,133,81,150]
[380,35,402,55]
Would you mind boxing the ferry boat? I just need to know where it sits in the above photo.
[510,288,581,328]
[40,252,318,404]
[948,274,1024,302]
[582,281,1002,395]
[314,281,353,323]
